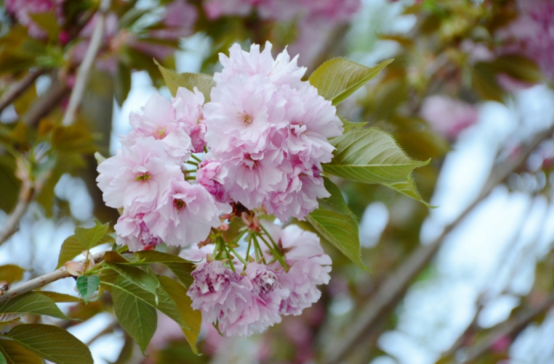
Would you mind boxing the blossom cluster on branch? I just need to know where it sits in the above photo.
[96,42,337,336]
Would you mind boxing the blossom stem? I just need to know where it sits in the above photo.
[186,161,198,166]
[259,223,282,252]
[259,234,288,270]
[228,246,248,266]
[190,154,202,163]
[251,235,267,265]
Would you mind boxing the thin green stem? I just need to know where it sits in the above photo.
[186,160,198,166]
[259,234,288,270]
[229,246,248,266]
[252,235,267,265]
[190,154,202,163]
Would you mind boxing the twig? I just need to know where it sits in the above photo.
[0,180,35,246]
[23,75,69,127]
[85,320,118,346]
[322,126,553,364]
[0,69,45,114]
[61,0,111,127]
[462,298,553,363]
[0,251,106,303]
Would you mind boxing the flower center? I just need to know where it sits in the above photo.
[242,113,253,125]
[135,173,151,182]
[154,125,167,140]
[173,199,186,211]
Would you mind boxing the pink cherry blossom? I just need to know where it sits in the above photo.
[196,158,229,203]
[6,0,56,38]
[261,222,332,316]
[147,179,223,247]
[122,93,192,163]
[114,212,162,252]
[96,137,183,210]
[172,87,207,153]
[420,95,479,140]
[215,42,307,88]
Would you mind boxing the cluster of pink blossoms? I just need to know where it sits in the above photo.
[202,42,343,220]
[184,222,331,336]
[97,87,226,251]
[97,42,339,336]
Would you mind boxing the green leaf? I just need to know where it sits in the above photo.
[323,127,429,205]
[56,221,114,268]
[309,58,393,105]
[307,178,365,270]
[102,275,187,330]
[105,263,159,296]
[158,276,201,354]
[115,62,131,106]
[492,55,543,84]
[340,116,365,133]
[3,324,93,364]
[0,292,68,319]
[133,251,194,287]
[154,59,215,100]
[0,265,24,284]
[111,279,157,354]
[0,349,5,364]
[0,339,43,364]
[36,291,81,303]
[76,275,100,304]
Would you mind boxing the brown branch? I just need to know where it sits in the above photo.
[462,298,553,363]
[0,251,106,303]
[0,179,35,246]
[23,75,69,127]
[322,126,553,364]
[0,69,45,114]
[61,0,112,127]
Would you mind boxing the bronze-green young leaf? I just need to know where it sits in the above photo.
[0,339,43,364]
[56,221,114,268]
[0,292,69,319]
[154,59,215,100]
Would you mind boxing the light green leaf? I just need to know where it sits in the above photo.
[0,349,5,364]
[111,279,157,354]
[133,251,194,287]
[385,178,432,208]
[154,59,215,100]
[158,276,201,354]
[4,324,93,364]
[0,339,43,364]
[56,221,114,268]
[105,263,159,296]
[309,58,393,105]
[0,292,68,319]
[307,178,365,270]
[323,127,429,205]
[0,265,24,284]
[340,116,365,133]
[76,275,100,304]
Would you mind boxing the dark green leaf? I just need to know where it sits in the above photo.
[0,339,43,364]
[76,275,100,303]
[4,324,93,364]
[307,178,365,269]
[27,11,59,42]
[105,263,159,295]
[133,251,194,287]
[158,276,201,354]
[0,265,24,284]
[154,59,215,100]
[56,221,113,268]
[37,291,81,303]
[111,279,157,354]
[309,58,393,105]
[0,292,68,319]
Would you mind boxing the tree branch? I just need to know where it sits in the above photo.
[61,0,111,127]
[462,298,553,363]
[0,69,45,114]
[322,126,553,364]
[0,178,35,246]
[0,251,106,303]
